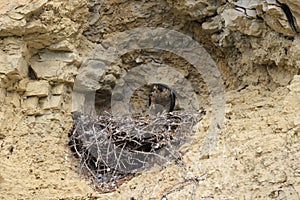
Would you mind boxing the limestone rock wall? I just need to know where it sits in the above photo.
[0,0,87,118]
[0,0,299,199]
[1,0,300,117]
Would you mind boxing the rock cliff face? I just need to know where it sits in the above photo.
[0,0,299,199]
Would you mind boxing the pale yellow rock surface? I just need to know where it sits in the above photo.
[24,96,39,109]
[25,80,49,97]
[0,0,299,199]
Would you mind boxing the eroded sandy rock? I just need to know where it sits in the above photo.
[0,0,47,36]
[222,8,266,36]
[0,0,299,199]
[0,39,28,81]
[40,95,63,110]
[256,1,295,36]
[51,84,65,95]
[24,96,39,109]
[202,15,223,33]
[25,80,49,97]
[30,51,80,82]
[166,0,223,20]
[0,0,88,49]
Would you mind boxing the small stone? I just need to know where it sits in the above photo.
[221,8,265,36]
[49,95,63,109]
[52,84,65,95]
[135,57,142,63]
[259,3,295,36]
[202,16,222,33]
[103,74,116,86]
[7,11,24,20]
[24,97,39,109]
[25,20,46,34]
[39,51,79,63]
[272,170,287,183]
[0,54,28,80]
[39,97,50,110]
[106,65,122,77]
[35,112,63,121]
[16,78,29,92]
[31,60,64,79]
[40,95,63,110]
[75,61,106,91]
[48,40,75,52]
[6,92,21,107]
[25,80,49,97]
[256,147,262,155]
[287,75,300,92]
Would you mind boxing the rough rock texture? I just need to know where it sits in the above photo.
[0,0,299,199]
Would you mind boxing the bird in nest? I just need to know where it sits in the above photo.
[148,83,176,115]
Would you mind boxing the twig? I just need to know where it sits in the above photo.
[69,110,205,192]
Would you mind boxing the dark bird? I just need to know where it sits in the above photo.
[149,83,176,114]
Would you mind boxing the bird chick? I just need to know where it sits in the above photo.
[149,83,176,115]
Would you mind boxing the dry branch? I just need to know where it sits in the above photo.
[69,110,205,192]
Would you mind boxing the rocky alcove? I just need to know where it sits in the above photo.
[0,0,299,199]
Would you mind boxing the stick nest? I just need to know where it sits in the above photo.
[69,110,205,192]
